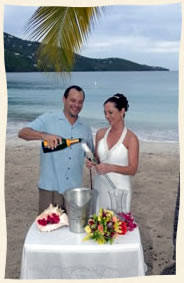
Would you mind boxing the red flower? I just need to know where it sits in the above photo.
[37,213,60,226]
[110,231,115,237]
[102,210,106,218]
[117,212,137,232]
[88,219,95,225]
[50,213,60,223]
[37,218,47,226]
[118,221,127,235]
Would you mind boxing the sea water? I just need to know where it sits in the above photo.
[6,71,178,142]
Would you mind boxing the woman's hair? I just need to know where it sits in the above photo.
[104,93,129,112]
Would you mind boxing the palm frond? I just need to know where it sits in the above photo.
[25,7,104,74]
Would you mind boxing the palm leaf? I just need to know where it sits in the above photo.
[25,7,104,73]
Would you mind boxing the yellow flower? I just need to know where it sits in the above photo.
[106,209,114,216]
[84,225,91,234]
[97,238,105,244]
[82,234,91,242]
[114,222,121,233]
[99,208,103,216]
[98,215,102,221]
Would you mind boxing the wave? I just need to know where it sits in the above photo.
[6,118,178,143]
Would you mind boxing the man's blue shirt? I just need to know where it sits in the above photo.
[27,111,94,193]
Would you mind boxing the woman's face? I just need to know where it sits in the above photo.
[104,102,125,126]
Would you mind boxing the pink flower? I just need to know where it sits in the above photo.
[112,216,118,222]
[98,224,104,232]
[117,212,137,232]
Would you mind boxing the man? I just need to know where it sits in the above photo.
[18,85,94,214]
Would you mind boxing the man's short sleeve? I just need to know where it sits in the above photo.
[27,113,48,132]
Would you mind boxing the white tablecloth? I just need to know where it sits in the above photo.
[20,222,145,279]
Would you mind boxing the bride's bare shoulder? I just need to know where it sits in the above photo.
[96,128,108,140]
[127,129,139,144]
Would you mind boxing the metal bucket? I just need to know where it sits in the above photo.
[64,187,92,233]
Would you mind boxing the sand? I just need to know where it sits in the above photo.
[4,136,179,278]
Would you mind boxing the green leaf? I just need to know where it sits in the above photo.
[25,6,105,75]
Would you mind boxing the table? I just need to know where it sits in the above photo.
[20,222,146,279]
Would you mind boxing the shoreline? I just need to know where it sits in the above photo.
[6,135,179,154]
[7,116,178,144]
[5,137,179,278]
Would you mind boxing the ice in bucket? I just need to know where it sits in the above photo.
[64,187,92,233]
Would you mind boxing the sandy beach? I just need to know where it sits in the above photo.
[4,136,179,278]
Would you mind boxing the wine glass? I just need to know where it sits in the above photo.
[108,188,128,214]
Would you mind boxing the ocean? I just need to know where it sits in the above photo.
[6,71,178,143]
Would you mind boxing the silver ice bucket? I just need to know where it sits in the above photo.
[64,187,92,233]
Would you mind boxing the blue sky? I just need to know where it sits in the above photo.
[4,3,182,70]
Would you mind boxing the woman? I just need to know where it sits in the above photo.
[88,93,139,213]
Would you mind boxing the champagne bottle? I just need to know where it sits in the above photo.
[42,138,82,153]
[81,141,98,164]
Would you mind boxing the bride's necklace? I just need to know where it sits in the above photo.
[107,126,124,150]
[109,125,124,136]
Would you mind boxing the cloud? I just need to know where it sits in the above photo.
[4,5,37,39]
[3,3,182,70]
[146,41,180,53]
[81,34,180,57]
[95,4,181,41]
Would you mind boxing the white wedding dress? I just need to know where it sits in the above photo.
[92,126,132,214]
[92,127,147,274]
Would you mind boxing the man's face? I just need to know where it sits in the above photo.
[63,88,84,118]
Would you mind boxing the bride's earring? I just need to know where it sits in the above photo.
[121,108,125,119]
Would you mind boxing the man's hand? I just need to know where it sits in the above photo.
[43,134,62,149]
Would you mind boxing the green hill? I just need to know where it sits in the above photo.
[4,32,169,72]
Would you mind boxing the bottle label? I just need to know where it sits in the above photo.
[43,139,63,148]
[66,139,80,147]
[43,140,48,147]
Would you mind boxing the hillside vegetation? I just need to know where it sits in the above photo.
[4,33,169,72]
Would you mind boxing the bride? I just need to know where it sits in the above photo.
[87,93,139,214]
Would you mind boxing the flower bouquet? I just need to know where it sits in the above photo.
[36,203,69,232]
[83,208,128,244]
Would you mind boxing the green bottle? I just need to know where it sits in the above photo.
[42,138,82,153]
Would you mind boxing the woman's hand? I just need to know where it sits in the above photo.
[85,158,96,169]
[95,163,112,174]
